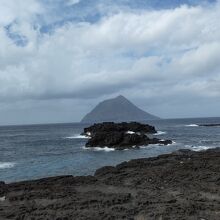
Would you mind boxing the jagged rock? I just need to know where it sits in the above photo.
[82,122,157,136]
[82,122,172,149]
[0,182,6,197]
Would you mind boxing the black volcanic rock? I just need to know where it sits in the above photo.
[81,95,159,123]
[0,149,220,220]
[0,182,6,197]
[82,122,172,149]
[86,132,147,149]
[86,132,172,149]
[199,123,220,127]
[82,121,157,136]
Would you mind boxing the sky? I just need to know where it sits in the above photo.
[0,0,220,125]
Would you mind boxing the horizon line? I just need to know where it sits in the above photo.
[0,116,220,127]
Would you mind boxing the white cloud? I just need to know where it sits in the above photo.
[0,0,220,122]
[66,0,81,6]
[0,0,43,25]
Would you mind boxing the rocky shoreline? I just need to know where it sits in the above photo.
[0,148,220,220]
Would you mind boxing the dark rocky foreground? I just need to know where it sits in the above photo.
[1,148,220,220]
[82,122,172,149]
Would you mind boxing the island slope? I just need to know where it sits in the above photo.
[81,95,160,123]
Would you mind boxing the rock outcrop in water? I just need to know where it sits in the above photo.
[199,123,220,127]
[0,148,219,220]
[81,95,160,123]
[82,122,172,150]
[83,122,157,135]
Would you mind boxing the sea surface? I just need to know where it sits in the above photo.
[0,117,220,183]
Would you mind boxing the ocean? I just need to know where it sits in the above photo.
[0,117,220,183]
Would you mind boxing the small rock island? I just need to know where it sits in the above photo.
[199,123,220,127]
[82,122,172,150]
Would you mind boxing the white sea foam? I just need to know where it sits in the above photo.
[82,146,115,152]
[0,196,6,202]
[65,135,90,139]
[191,145,214,151]
[163,140,177,146]
[126,131,135,134]
[185,124,199,127]
[0,162,16,169]
[140,140,177,148]
[154,131,167,135]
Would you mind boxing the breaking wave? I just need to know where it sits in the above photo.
[139,141,177,149]
[191,145,216,151]
[185,124,199,127]
[0,196,6,202]
[154,131,167,135]
[82,146,115,152]
[65,135,89,139]
[0,162,16,169]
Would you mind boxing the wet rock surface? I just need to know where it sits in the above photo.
[0,148,220,220]
[82,122,172,149]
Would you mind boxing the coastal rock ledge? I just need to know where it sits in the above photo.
[0,148,220,219]
[81,122,172,149]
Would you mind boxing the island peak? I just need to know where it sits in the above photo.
[81,95,160,123]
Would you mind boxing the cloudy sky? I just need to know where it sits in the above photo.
[0,0,219,125]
